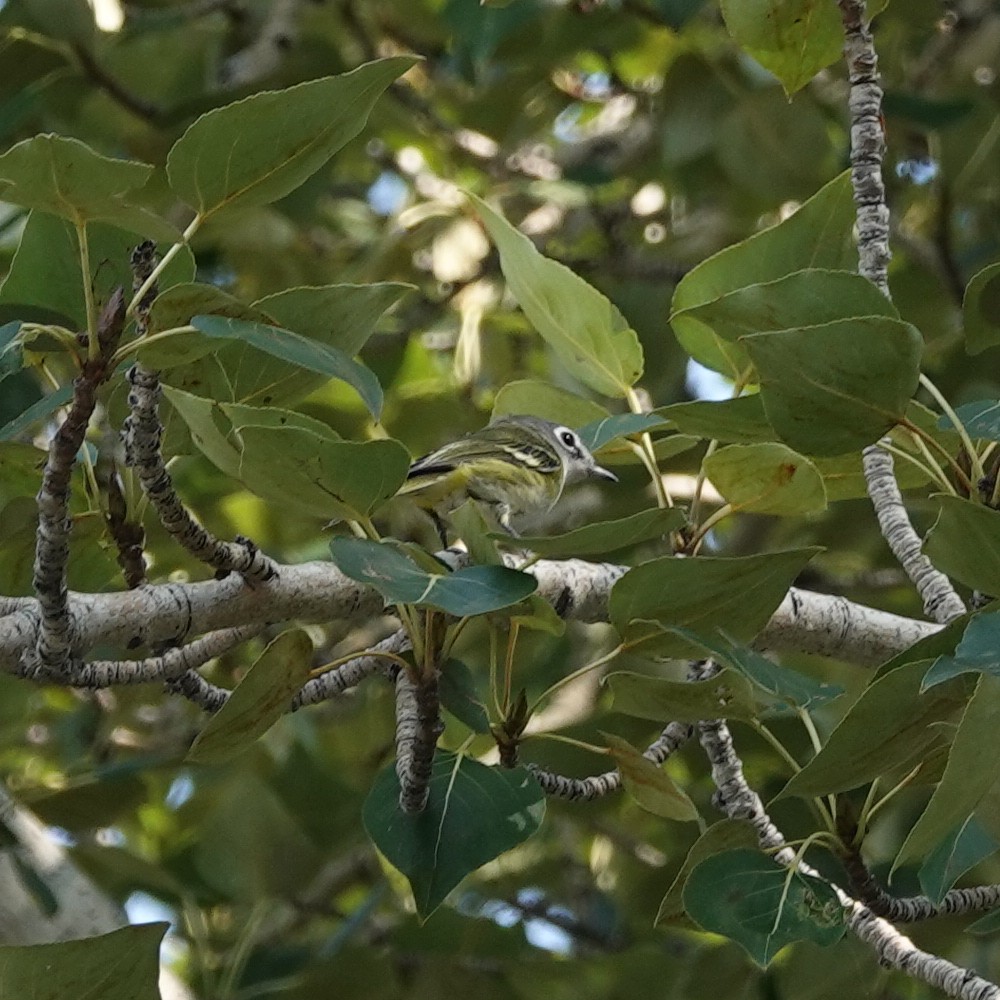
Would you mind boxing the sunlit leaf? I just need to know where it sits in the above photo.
[607,669,758,722]
[492,379,609,427]
[703,442,826,514]
[469,193,644,397]
[167,58,417,218]
[0,134,178,240]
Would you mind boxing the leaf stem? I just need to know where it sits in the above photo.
[74,220,98,360]
[898,416,975,496]
[919,373,984,483]
[527,643,623,718]
[126,215,203,319]
[626,386,672,508]
[111,325,197,366]
[686,503,734,555]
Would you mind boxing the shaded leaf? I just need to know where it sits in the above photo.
[924,496,1000,596]
[895,676,1000,872]
[684,849,845,967]
[235,426,409,522]
[190,315,384,417]
[779,660,969,799]
[438,659,491,733]
[187,630,314,764]
[923,611,1000,690]
[937,399,1000,441]
[607,669,758,722]
[492,379,609,427]
[703,442,826,514]
[0,923,167,1000]
[362,750,545,918]
[167,58,417,218]
[964,262,1000,355]
[602,732,699,821]
[743,317,922,456]
[577,413,668,452]
[919,816,1000,906]
[609,549,819,655]
[658,395,774,443]
[469,194,644,396]
[506,507,686,559]
[0,385,72,441]
[657,820,759,924]
[329,537,537,615]
[255,282,413,357]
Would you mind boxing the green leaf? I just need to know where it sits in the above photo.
[675,269,898,345]
[602,732,699,822]
[919,816,1000,906]
[670,173,855,376]
[438,659,491,733]
[743,317,922,456]
[673,629,844,710]
[186,630,314,764]
[0,923,168,1000]
[190,315,384,417]
[684,849,846,967]
[577,413,669,452]
[362,750,545,918]
[235,427,409,522]
[492,380,609,427]
[167,57,417,218]
[329,537,538,615]
[938,400,1000,441]
[506,507,686,559]
[779,660,969,799]
[161,386,342,482]
[254,283,413,357]
[657,820,760,925]
[964,262,1000,355]
[658,395,775,443]
[138,283,272,368]
[0,212,195,330]
[923,612,1000,690]
[895,676,1000,872]
[469,193,644,396]
[607,669,758,723]
[721,0,852,95]
[924,496,1000,595]
[0,385,73,441]
[0,134,178,240]
[703,442,826,514]
[609,549,819,656]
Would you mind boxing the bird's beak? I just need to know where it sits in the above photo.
[591,464,618,483]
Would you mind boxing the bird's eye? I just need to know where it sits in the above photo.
[559,429,577,448]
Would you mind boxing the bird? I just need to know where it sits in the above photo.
[400,414,617,544]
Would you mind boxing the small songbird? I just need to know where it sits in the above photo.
[400,414,617,542]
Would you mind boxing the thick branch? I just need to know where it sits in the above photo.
[0,561,940,676]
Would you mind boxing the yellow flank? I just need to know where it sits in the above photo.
[399,459,558,516]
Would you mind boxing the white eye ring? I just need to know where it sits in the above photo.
[556,426,577,448]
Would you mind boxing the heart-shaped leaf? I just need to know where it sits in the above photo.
[684,849,845,967]
[362,750,544,918]
[492,380,609,427]
[743,317,922,456]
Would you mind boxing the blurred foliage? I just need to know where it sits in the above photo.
[1,0,1000,997]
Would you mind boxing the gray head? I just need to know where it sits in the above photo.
[492,415,618,486]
